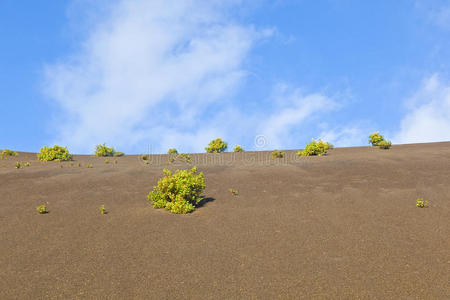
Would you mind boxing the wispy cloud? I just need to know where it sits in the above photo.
[43,0,342,154]
[393,74,450,144]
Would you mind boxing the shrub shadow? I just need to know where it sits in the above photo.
[196,197,215,208]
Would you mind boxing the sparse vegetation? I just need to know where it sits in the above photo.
[234,145,244,152]
[38,145,72,161]
[177,153,191,163]
[36,205,47,214]
[141,154,149,160]
[416,198,428,208]
[0,149,18,159]
[99,205,106,214]
[229,188,239,196]
[87,163,93,168]
[15,162,22,169]
[369,132,392,150]
[95,143,115,157]
[147,166,206,214]
[77,162,82,167]
[168,148,178,154]
[69,161,73,166]
[113,159,118,165]
[143,161,150,165]
[205,138,228,153]
[168,157,176,164]
[113,152,124,157]
[24,162,30,167]
[105,158,110,164]
[298,139,331,156]
[271,150,284,159]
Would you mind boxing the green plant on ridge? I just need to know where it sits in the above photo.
[168,148,178,154]
[147,166,206,214]
[99,205,107,214]
[113,152,124,157]
[1,149,18,159]
[205,138,227,153]
[233,145,244,152]
[369,132,384,146]
[298,139,331,157]
[94,143,115,157]
[38,145,72,162]
[177,153,191,163]
[378,140,392,149]
[271,150,284,159]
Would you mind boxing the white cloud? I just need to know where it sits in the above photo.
[319,125,368,148]
[393,74,450,144]
[43,0,340,154]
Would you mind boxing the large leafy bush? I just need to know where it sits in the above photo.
[95,143,115,157]
[37,145,72,161]
[147,166,205,214]
[205,138,227,153]
[298,139,330,156]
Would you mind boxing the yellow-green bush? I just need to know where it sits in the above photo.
[36,204,47,214]
[369,132,385,146]
[271,150,284,158]
[298,139,330,156]
[95,143,115,157]
[113,152,124,157]
[147,166,206,214]
[177,153,191,163]
[37,145,73,161]
[234,145,244,152]
[205,138,227,153]
[0,149,18,159]
[378,140,392,149]
[168,148,178,154]
[416,198,428,208]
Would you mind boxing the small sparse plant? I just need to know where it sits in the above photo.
[105,158,110,164]
[24,162,31,167]
[99,205,107,214]
[147,166,206,214]
[177,153,191,163]
[271,150,284,159]
[143,161,150,165]
[94,143,115,157]
[229,188,239,196]
[113,152,124,157]
[205,138,228,153]
[38,145,72,161]
[234,145,244,152]
[77,162,82,167]
[69,161,73,166]
[369,132,385,146]
[298,139,330,156]
[141,154,149,160]
[87,163,93,168]
[15,162,22,169]
[416,198,428,208]
[113,159,118,165]
[0,149,18,159]
[168,148,178,154]
[36,204,47,214]
[378,140,392,149]
[168,157,176,164]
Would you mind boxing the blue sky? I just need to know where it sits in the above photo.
[1,0,450,154]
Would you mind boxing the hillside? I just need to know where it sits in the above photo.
[1,142,449,299]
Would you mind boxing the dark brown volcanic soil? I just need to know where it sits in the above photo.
[1,142,449,299]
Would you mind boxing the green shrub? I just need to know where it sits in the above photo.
[38,145,73,161]
[141,154,149,160]
[143,161,150,165]
[113,152,124,157]
[168,148,178,154]
[69,161,73,166]
[369,132,385,146]
[298,139,330,156]
[87,163,93,168]
[15,162,22,169]
[77,162,82,167]
[94,143,115,157]
[177,153,191,163]
[0,149,18,159]
[378,140,392,149]
[24,162,30,167]
[147,166,206,214]
[104,158,110,164]
[36,204,47,214]
[168,157,175,164]
[233,145,244,152]
[229,188,239,196]
[416,198,428,208]
[271,150,284,159]
[205,138,228,153]
[113,159,118,165]
[99,205,106,214]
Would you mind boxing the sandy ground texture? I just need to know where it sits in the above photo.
[0,142,449,299]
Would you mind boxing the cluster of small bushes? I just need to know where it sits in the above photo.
[369,132,392,149]
[0,149,18,159]
[38,145,73,161]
